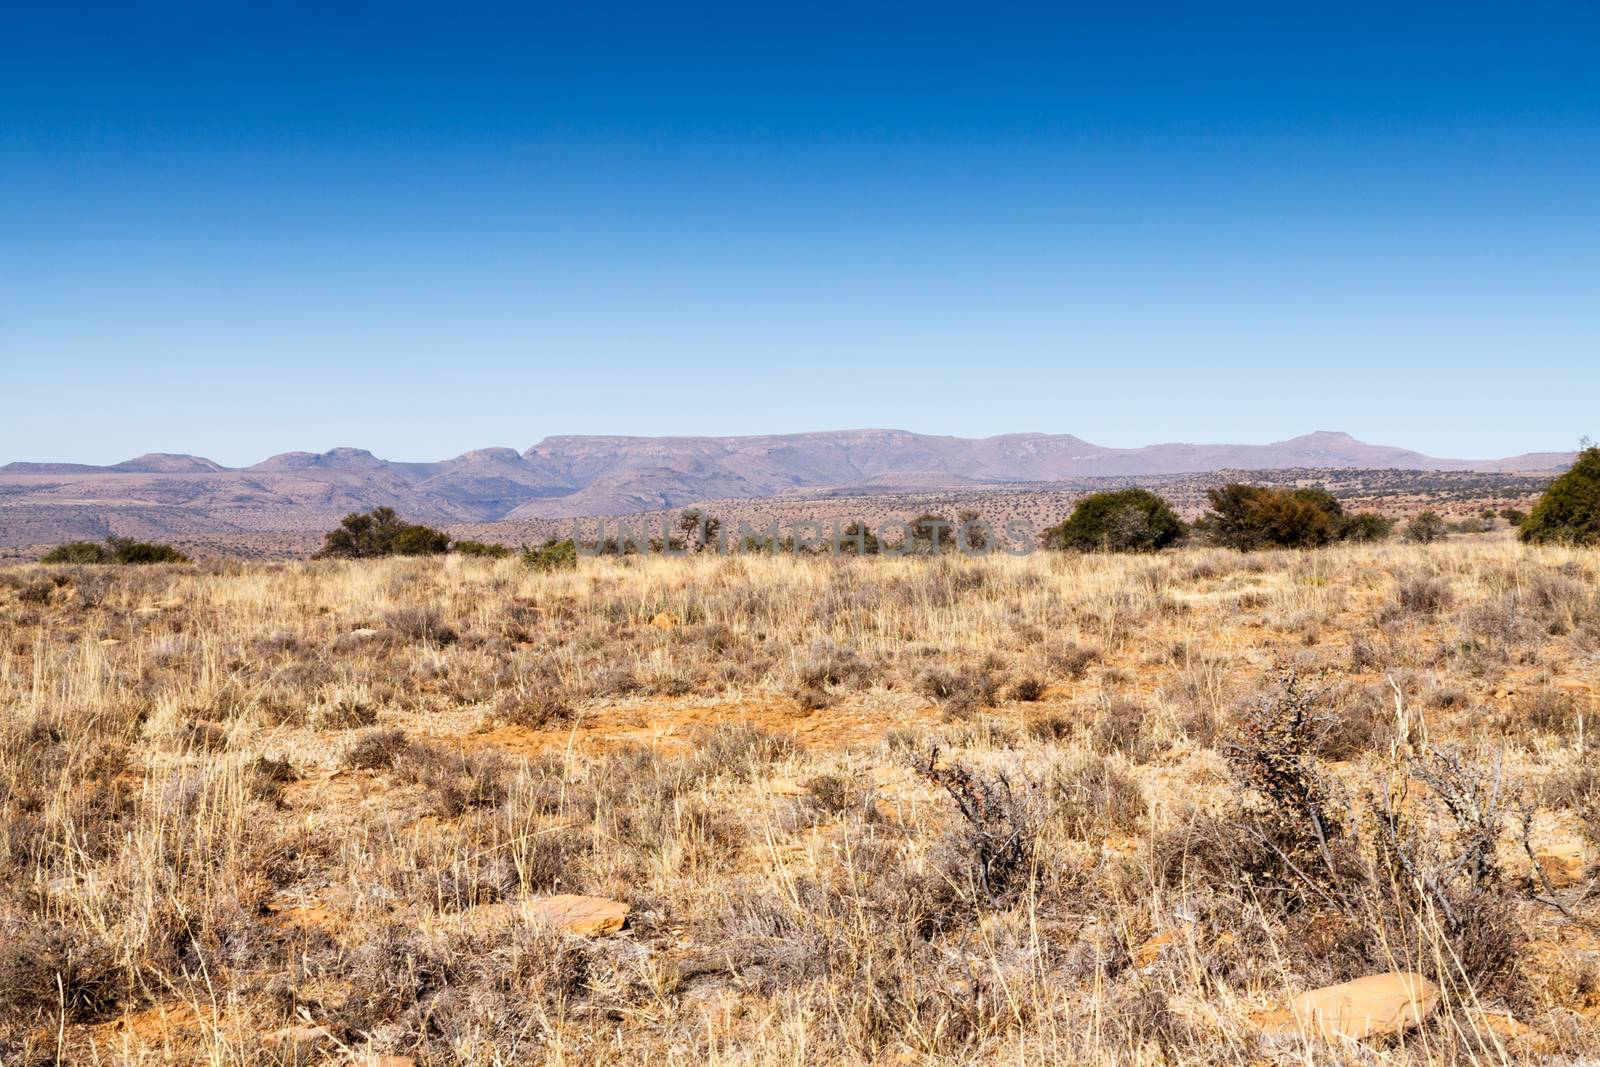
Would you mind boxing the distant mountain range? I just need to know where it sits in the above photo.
[0,430,1576,542]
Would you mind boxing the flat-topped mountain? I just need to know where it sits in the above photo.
[0,430,1576,542]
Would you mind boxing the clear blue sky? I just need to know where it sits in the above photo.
[3,2,1597,466]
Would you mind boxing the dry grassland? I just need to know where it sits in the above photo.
[1,538,1598,1064]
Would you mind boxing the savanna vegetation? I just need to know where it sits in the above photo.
[2,533,1598,1064]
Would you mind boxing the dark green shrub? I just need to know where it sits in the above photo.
[1499,507,1527,527]
[42,538,188,564]
[1198,484,1333,550]
[1404,511,1447,544]
[1520,448,1600,545]
[907,513,955,552]
[521,538,578,572]
[40,541,108,564]
[390,524,451,556]
[313,507,450,559]
[1335,511,1394,542]
[1044,489,1185,552]
[451,540,510,558]
[106,538,188,564]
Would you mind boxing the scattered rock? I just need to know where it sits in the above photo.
[262,1024,332,1051]
[1259,971,1439,1041]
[331,627,384,651]
[1466,1008,1534,1042]
[1535,840,1587,889]
[527,894,629,935]
[649,611,683,629]
[1133,924,1190,968]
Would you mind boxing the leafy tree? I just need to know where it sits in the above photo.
[41,541,108,563]
[522,538,578,572]
[1044,489,1185,552]
[314,507,450,559]
[1520,447,1600,545]
[1499,507,1527,527]
[1405,511,1448,544]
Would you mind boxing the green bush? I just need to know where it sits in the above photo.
[1520,448,1600,546]
[1044,489,1185,552]
[1198,484,1333,550]
[1499,507,1527,527]
[1404,511,1447,544]
[1196,484,1391,550]
[41,538,187,564]
[451,540,510,558]
[313,507,451,559]
[521,538,578,572]
[1334,511,1394,543]
[40,541,108,564]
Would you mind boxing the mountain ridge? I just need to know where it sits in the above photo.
[0,430,1577,536]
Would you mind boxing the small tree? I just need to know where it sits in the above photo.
[314,507,450,559]
[1405,511,1447,544]
[677,509,722,553]
[1044,489,1185,552]
[1520,447,1600,546]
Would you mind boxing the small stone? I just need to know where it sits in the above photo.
[1267,971,1439,1041]
[527,894,629,935]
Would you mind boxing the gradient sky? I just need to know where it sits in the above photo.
[3,2,1597,466]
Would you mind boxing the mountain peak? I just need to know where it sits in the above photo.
[110,453,226,473]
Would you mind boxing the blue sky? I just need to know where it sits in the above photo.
[3,3,1597,465]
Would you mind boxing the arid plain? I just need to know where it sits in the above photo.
[3,532,1598,1064]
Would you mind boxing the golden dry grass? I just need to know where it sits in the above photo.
[1,537,1598,1064]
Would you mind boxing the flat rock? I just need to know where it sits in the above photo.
[262,1024,332,1050]
[1535,841,1586,889]
[1263,971,1439,1041]
[527,894,629,935]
